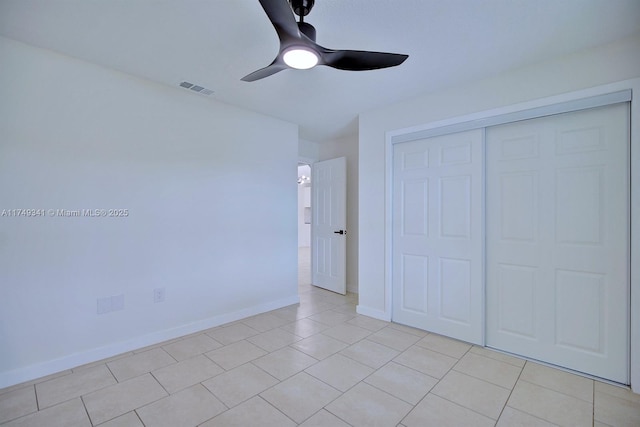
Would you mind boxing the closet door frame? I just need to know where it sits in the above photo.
[384,78,640,392]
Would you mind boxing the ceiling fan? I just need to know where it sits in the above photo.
[241,0,409,82]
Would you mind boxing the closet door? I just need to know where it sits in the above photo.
[392,129,483,344]
[486,104,630,383]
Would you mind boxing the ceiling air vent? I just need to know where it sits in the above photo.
[179,81,214,96]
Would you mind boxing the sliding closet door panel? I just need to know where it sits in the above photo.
[392,129,483,344]
[486,103,629,383]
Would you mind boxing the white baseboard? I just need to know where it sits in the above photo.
[0,294,299,389]
[356,305,391,322]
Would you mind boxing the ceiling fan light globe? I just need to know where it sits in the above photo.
[283,48,319,70]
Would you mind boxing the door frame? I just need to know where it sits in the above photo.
[299,156,316,295]
[383,78,640,391]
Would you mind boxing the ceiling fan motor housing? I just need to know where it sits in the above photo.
[298,22,316,41]
[290,0,315,17]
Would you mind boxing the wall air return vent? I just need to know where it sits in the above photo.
[179,81,214,96]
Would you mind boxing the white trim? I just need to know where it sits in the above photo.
[390,90,631,144]
[356,304,391,322]
[383,78,640,392]
[298,156,317,166]
[0,294,299,389]
[480,128,487,346]
[387,86,633,143]
[384,130,394,319]
[629,79,640,393]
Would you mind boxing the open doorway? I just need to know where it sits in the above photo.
[297,163,312,292]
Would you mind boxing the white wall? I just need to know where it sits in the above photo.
[0,36,299,387]
[358,34,640,319]
[318,136,359,294]
[298,138,319,161]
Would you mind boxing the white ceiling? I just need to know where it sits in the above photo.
[1,0,639,142]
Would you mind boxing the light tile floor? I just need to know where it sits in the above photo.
[1,249,639,426]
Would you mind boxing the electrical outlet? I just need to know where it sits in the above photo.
[153,288,165,303]
[111,294,124,311]
[97,297,111,314]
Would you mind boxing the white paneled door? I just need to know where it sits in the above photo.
[486,104,630,383]
[312,157,347,295]
[392,129,484,344]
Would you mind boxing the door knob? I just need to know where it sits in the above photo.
[333,230,346,235]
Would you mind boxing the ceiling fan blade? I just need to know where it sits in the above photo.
[241,60,287,82]
[321,49,409,71]
[258,0,301,43]
[242,0,303,82]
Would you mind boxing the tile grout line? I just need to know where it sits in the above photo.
[322,404,356,427]
[257,394,300,426]
[23,364,121,417]
[33,384,40,412]
[468,346,527,368]
[492,359,527,424]
[417,342,508,423]
[133,409,145,427]
[450,351,521,390]
[92,374,170,426]
[497,362,582,426]
[517,377,595,404]
[148,370,171,396]
[303,369,356,426]
[78,395,93,427]
[359,358,435,407]
[104,361,118,384]
[592,380,595,427]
